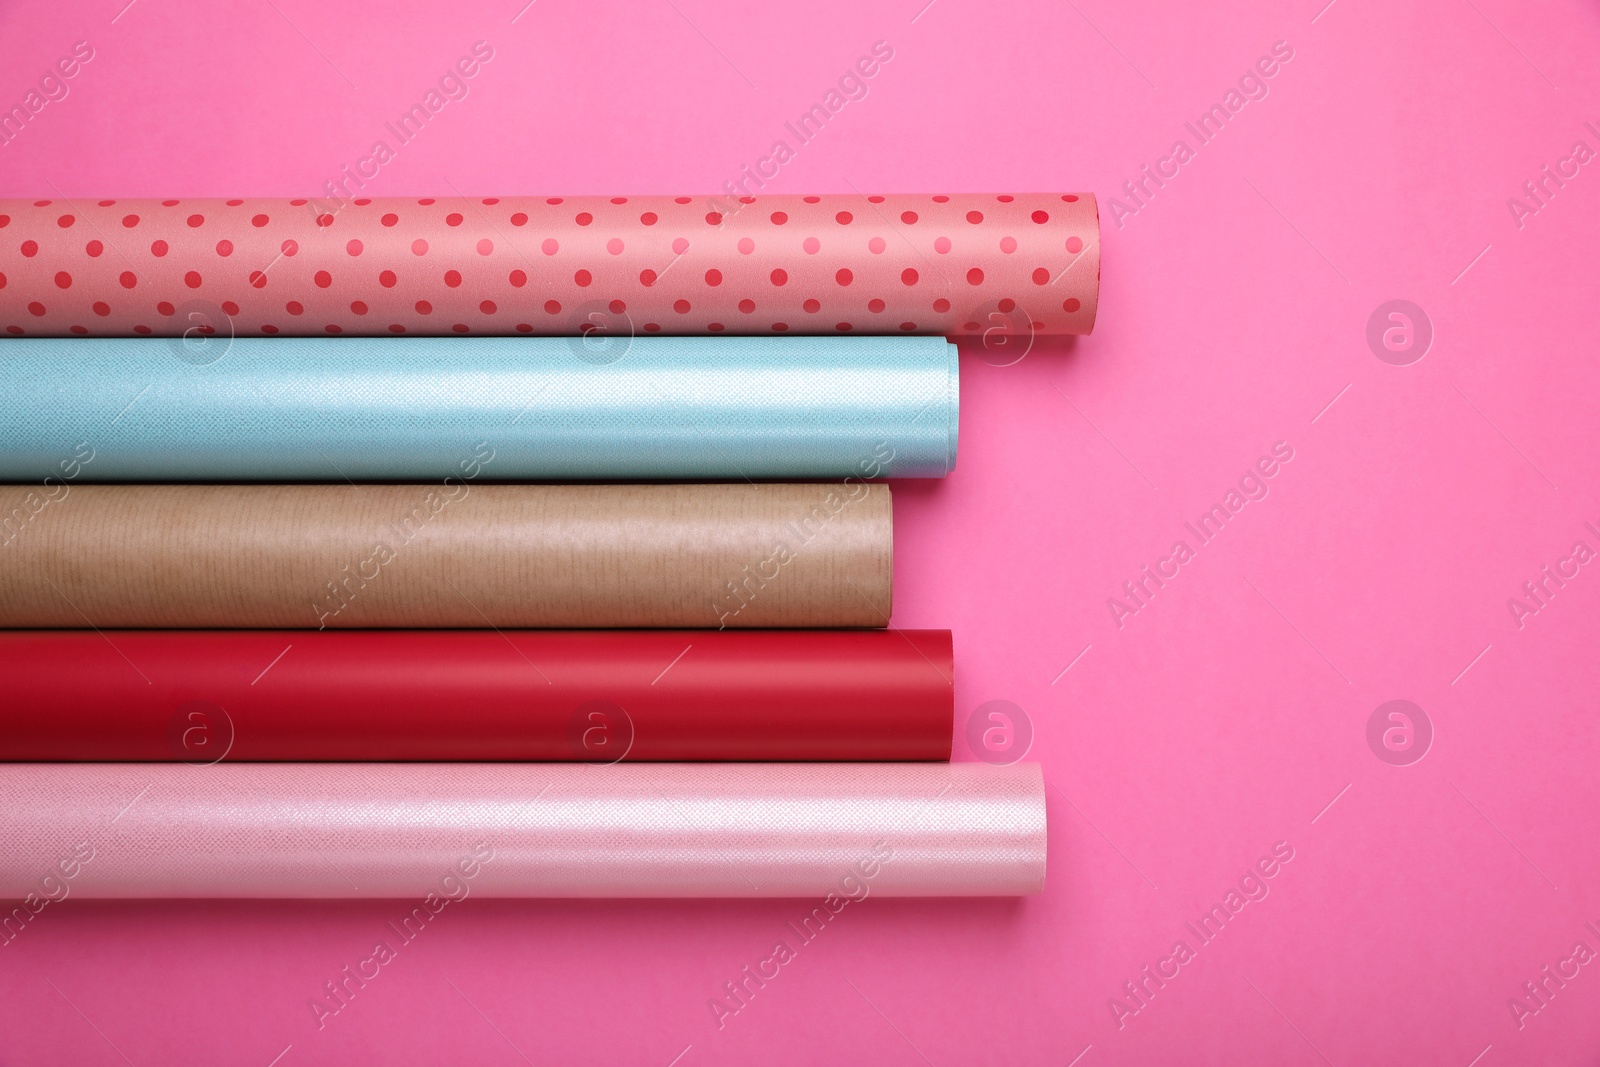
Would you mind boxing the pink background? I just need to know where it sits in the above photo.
[3,0,1599,1063]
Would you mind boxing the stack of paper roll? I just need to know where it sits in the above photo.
[0,193,1099,898]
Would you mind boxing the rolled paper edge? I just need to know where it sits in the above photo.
[948,339,961,473]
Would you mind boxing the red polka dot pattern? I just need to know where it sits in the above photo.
[0,195,1098,336]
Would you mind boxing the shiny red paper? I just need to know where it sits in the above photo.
[0,629,953,761]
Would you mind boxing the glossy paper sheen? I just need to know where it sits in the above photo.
[0,335,957,480]
[0,195,1098,337]
[0,483,893,628]
[0,630,954,761]
[0,763,1046,898]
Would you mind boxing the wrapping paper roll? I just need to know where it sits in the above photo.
[0,335,957,480]
[0,630,953,761]
[0,195,1098,338]
[0,763,1046,898]
[0,483,892,629]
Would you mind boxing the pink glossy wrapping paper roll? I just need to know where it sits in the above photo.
[0,194,1098,337]
[0,763,1045,898]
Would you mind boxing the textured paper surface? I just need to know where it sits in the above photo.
[0,629,953,761]
[0,195,1098,337]
[7,2,1600,1063]
[0,335,958,480]
[0,483,892,628]
[0,762,1045,898]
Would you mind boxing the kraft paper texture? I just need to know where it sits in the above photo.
[0,483,892,629]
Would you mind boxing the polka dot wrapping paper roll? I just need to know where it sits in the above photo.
[0,194,1098,338]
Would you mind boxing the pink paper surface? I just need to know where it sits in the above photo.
[2,1,1599,1064]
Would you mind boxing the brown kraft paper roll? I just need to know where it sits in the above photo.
[0,483,892,629]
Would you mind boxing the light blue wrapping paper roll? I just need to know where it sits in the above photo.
[0,335,957,480]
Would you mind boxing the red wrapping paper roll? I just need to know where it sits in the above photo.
[0,630,953,761]
[0,194,1098,337]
